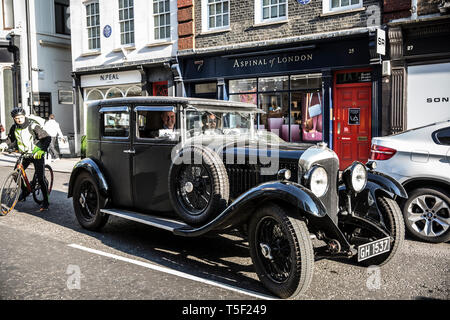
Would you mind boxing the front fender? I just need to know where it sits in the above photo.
[68,158,109,199]
[368,171,408,199]
[174,181,327,237]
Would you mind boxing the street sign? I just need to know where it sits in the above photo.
[376,28,386,56]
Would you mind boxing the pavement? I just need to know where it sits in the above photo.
[0,153,79,173]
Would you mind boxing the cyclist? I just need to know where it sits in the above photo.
[0,108,51,211]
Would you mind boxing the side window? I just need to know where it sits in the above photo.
[433,128,450,146]
[103,111,130,137]
[136,108,178,141]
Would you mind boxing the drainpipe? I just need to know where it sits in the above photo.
[25,0,33,113]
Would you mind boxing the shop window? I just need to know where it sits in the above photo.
[85,1,100,50]
[153,81,168,96]
[119,0,135,45]
[255,0,287,24]
[227,74,323,142]
[126,86,142,97]
[336,71,371,84]
[154,0,170,40]
[86,88,106,100]
[2,0,14,29]
[229,79,257,104]
[103,111,130,137]
[106,87,124,99]
[323,0,362,14]
[195,82,217,94]
[55,0,70,35]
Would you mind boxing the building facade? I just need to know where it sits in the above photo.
[384,0,450,133]
[0,0,72,141]
[177,0,385,169]
[70,0,179,154]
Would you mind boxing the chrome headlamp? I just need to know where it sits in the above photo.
[343,161,368,193]
[304,166,329,198]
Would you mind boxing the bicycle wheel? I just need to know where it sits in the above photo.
[0,170,22,216]
[32,165,54,205]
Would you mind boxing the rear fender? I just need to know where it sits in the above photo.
[68,158,109,199]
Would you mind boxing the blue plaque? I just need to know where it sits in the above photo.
[297,0,311,4]
[103,25,112,38]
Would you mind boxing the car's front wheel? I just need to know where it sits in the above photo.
[248,203,314,299]
[403,187,450,243]
[358,196,405,267]
[73,172,109,231]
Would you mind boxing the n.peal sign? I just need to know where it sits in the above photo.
[80,70,141,87]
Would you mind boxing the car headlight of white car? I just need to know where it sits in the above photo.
[343,162,368,193]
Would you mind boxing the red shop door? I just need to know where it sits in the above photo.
[333,83,372,170]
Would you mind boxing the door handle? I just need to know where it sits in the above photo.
[337,123,341,135]
[123,149,135,154]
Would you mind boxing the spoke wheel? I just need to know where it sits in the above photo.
[248,203,314,299]
[0,170,22,216]
[169,146,229,226]
[176,164,213,215]
[73,172,108,230]
[403,187,450,243]
[357,196,405,267]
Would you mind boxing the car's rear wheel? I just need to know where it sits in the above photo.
[168,146,229,226]
[402,187,450,243]
[248,203,314,299]
[73,172,109,231]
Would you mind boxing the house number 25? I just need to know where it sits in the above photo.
[348,48,355,54]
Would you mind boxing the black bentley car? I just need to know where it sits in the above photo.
[68,96,407,299]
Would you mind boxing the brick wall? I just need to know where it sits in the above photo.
[383,0,411,23]
[192,0,382,50]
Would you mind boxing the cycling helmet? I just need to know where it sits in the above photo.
[10,107,26,118]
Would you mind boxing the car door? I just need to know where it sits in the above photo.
[99,106,133,208]
[132,105,180,213]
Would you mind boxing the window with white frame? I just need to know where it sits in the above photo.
[153,0,170,40]
[119,0,135,45]
[255,0,287,24]
[323,0,362,14]
[2,0,15,29]
[86,1,100,50]
[207,0,229,30]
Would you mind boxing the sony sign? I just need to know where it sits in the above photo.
[407,62,450,129]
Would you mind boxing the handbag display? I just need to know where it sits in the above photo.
[303,92,323,142]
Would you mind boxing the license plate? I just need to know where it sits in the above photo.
[357,237,391,262]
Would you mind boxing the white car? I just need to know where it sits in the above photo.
[370,120,450,243]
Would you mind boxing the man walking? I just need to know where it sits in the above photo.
[44,114,65,161]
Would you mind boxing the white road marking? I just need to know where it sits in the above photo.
[68,243,276,300]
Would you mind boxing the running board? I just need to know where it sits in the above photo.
[101,208,189,233]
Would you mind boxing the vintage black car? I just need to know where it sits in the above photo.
[68,96,407,299]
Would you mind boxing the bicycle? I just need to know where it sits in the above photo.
[0,150,54,215]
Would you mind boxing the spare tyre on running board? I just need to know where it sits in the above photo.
[168,146,229,226]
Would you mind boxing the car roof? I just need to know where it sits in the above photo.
[87,96,261,112]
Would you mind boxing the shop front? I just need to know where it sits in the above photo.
[179,34,381,168]
[79,69,145,135]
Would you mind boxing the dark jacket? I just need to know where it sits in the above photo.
[5,118,51,152]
